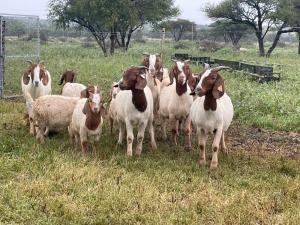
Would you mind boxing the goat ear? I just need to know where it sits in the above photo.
[168,68,175,86]
[80,88,89,98]
[188,75,196,92]
[135,74,147,90]
[100,102,107,117]
[41,71,49,85]
[23,71,31,85]
[212,75,225,99]
[82,99,89,115]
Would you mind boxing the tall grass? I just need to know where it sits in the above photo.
[1,39,300,224]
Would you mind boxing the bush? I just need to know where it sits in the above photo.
[197,41,222,52]
[174,42,189,49]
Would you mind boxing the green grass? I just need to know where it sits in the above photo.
[1,39,300,224]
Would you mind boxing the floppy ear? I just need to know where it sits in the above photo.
[100,101,107,117]
[41,70,49,85]
[168,67,175,86]
[188,75,197,92]
[23,70,31,85]
[80,88,89,98]
[212,75,225,99]
[135,74,147,90]
[82,99,89,115]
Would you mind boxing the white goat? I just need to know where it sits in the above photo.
[107,81,121,135]
[61,82,87,98]
[190,65,233,169]
[21,60,51,132]
[69,85,106,153]
[115,66,157,156]
[159,60,196,150]
[26,93,82,143]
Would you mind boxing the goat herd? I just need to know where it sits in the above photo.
[21,53,233,170]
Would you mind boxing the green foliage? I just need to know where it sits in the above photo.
[158,19,195,41]
[48,0,179,54]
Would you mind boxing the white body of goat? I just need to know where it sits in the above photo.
[190,66,233,169]
[61,82,87,98]
[115,66,157,156]
[159,60,195,150]
[107,82,121,135]
[26,94,80,143]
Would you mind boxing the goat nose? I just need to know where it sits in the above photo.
[94,108,99,113]
[34,81,39,86]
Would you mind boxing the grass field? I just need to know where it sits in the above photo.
[0,39,300,224]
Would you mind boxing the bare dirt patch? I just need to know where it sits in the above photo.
[227,124,300,158]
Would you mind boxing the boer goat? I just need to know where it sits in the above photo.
[114,66,157,156]
[159,60,196,150]
[190,64,233,169]
[69,85,106,153]
[140,53,163,114]
[21,60,51,132]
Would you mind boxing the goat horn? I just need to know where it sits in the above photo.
[142,52,150,56]
[137,66,149,70]
[213,66,231,72]
[204,63,210,70]
[39,61,44,65]
[27,60,34,65]
[184,60,191,64]
[171,59,177,63]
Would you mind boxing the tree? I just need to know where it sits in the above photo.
[5,19,26,39]
[209,19,251,47]
[158,19,195,41]
[266,0,300,56]
[48,0,179,56]
[204,0,277,56]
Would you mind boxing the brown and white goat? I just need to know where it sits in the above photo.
[114,66,157,156]
[22,60,51,131]
[159,60,196,150]
[22,60,51,101]
[140,53,164,114]
[190,65,233,169]
[69,85,106,153]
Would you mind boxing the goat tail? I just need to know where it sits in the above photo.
[25,91,34,109]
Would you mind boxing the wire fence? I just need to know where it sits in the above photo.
[0,13,40,98]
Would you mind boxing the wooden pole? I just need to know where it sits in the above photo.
[160,28,165,66]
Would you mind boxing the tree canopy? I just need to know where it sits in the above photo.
[204,0,277,56]
[204,0,300,57]
[158,19,195,41]
[48,0,179,56]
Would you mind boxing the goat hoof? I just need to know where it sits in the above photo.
[185,146,192,151]
[199,159,206,166]
[210,162,218,170]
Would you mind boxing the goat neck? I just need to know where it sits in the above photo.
[131,89,147,112]
[83,100,102,130]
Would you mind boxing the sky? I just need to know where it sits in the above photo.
[0,0,222,25]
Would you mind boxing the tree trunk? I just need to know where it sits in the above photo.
[257,37,265,57]
[110,26,117,55]
[125,30,133,51]
[266,31,283,57]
